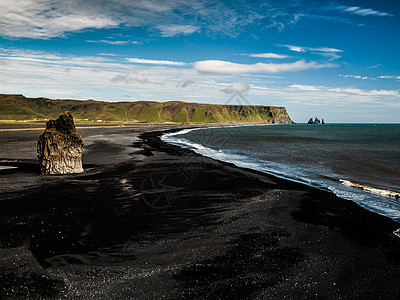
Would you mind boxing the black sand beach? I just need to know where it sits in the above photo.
[1,125,399,299]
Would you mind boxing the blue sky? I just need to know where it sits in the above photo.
[0,0,399,122]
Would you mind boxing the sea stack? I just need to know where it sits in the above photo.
[308,117,322,124]
[37,111,84,175]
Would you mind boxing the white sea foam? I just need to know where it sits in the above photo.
[162,125,243,141]
[0,166,17,170]
[340,179,400,199]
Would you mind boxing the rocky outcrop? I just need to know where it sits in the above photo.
[37,112,84,175]
[308,117,323,124]
[268,107,294,124]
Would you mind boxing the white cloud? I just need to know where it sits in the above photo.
[339,6,394,17]
[176,80,195,88]
[310,47,342,53]
[223,82,249,94]
[339,74,376,80]
[249,53,289,59]
[369,90,399,96]
[98,53,118,56]
[194,60,336,75]
[340,74,400,81]
[0,1,354,40]
[110,74,150,85]
[248,83,400,116]
[290,84,321,91]
[282,45,343,60]
[157,25,199,37]
[86,40,139,45]
[0,1,201,38]
[263,12,303,32]
[283,45,306,53]
[127,58,188,66]
[272,83,400,101]
[0,0,119,38]
[378,75,400,81]
[368,63,381,69]
[339,88,399,96]
[340,74,361,79]
[0,0,274,39]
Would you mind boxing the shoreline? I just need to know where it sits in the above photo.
[145,128,400,227]
[1,125,400,299]
[158,126,400,223]
[162,124,400,221]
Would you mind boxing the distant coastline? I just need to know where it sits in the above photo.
[0,94,293,125]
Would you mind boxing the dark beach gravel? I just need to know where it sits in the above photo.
[0,125,399,299]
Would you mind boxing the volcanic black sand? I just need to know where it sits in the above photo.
[0,125,399,299]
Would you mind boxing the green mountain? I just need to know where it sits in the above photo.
[0,94,293,124]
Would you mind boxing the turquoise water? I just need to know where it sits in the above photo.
[163,124,400,223]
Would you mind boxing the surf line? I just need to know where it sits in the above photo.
[340,179,400,199]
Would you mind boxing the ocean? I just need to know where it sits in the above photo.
[162,124,400,224]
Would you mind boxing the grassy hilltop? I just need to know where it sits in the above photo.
[0,94,293,124]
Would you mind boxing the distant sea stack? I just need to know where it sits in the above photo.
[308,117,325,124]
[0,94,293,124]
[37,111,84,175]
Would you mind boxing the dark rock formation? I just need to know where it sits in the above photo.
[37,112,84,175]
[308,117,323,124]
[268,107,294,124]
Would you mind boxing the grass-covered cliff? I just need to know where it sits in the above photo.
[0,94,293,124]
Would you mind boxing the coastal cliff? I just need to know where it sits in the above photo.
[0,94,293,124]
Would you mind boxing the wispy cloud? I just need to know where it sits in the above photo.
[0,1,347,40]
[280,84,400,107]
[340,74,400,81]
[157,25,199,37]
[176,80,195,89]
[310,47,343,53]
[194,60,336,75]
[223,82,249,94]
[282,45,306,53]
[127,58,188,66]
[262,12,303,31]
[289,84,321,91]
[339,74,376,80]
[86,40,140,45]
[0,0,265,39]
[282,45,343,60]
[378,75,400,80]
[98,53,118,56]
[0,0,118,38]
[330,87,399,97]
[110,74,150,85]
[248,53,289,59]
[338,6,394,17]
[368,63,382,69]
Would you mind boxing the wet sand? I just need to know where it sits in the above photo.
[0,125,399,299]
